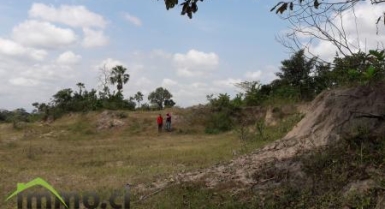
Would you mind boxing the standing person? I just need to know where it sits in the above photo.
[157,114,163,133]
[166,113,172,132]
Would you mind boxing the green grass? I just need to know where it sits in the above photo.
[0,109,301,209]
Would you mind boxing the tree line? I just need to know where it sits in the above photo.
[1,48,383,124]
[203,49,385,133]
[0,65,176,123]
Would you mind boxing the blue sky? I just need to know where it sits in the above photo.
[1,0,383,110]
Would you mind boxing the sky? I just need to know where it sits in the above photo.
[1,0,384,111]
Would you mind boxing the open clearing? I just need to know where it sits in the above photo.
[0,109,295,208]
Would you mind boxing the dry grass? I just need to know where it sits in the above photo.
[0,108,301,208]
[0,110,249,208]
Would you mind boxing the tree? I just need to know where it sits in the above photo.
[207,93,233,110]
[134,91,144,108]
[276,49,316,100]
[164,99,176,108]
[148,87,173,109]
[110,65,130,94]
[53,89,73,106]
[270,0,385,59]
[98,65,111,99]
[76,82,85,96]
[235,81,264,105]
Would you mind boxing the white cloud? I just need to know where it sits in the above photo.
[150,49,172,59]
[171,82,226,107]
[6,63,75,85]
[23,64,75,82]
[124,13,142,26]
[97,58,125,70]
[173,49,219,68]
[173,49,219,77]
[82,28,109,48]
[191,82,208,89]
[213,78,242,88]
[134,76,152,86]
[293,1,385,61]
[162,78,178,87]
[57,51,82,65]
[176,67,202,77]
[245,70,262,80]
[0,38,26,56]
[29,3,107,28]
[12,20,77,49]
[0,38,47,61]
[244,66,278,84]
[0,60,78,111]
[9,77,40,87]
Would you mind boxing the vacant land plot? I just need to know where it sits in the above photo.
[0,110,299,208]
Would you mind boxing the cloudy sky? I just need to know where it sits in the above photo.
[0,0,384,111]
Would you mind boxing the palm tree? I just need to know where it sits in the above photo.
[134,91,144,108]
[110,65,130,94]
[76,82,85,96]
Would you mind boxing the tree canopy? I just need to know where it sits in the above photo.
[110,65,130,94]
[148,87,173,109]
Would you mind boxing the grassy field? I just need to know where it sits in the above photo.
[0,109,301,208]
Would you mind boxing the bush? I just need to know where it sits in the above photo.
[205,111,233,134]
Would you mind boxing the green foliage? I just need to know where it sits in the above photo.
[134,91,144,108]
[204,93,239,134]
[276,49,317,100]
[30,66,135,121]
[231,92,244,107]
[205,111,233,134]
[235,81,266,106]
[164,99,176,108]
[148,87,173,109]
[110,65,130,93]
[329,50,385,86]
[227,49,385,109]
[0,108,31,124]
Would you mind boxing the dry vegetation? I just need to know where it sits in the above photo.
[3,84,383,209]
[0,107,299,209]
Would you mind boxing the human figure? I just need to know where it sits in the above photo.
[165,113,172,132]
[157,114,163,133]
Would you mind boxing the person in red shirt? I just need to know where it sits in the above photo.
[157,114,163,133]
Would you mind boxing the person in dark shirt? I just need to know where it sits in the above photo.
[165,113,172,132]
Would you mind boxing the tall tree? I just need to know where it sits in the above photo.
[235,81,264,105]
[98,64,111,99]
[276,49,316,100]
[53,89,73,106]
[110,65,130,94]
[76,82,85,96]
[148,87,173,109]
[134,91,144,108]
